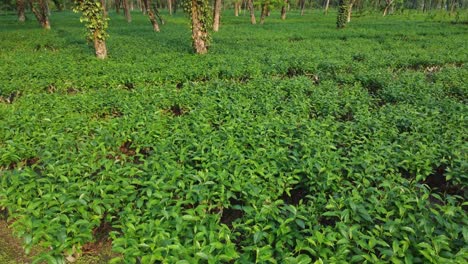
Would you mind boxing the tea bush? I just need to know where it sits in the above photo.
[0,10,467,263]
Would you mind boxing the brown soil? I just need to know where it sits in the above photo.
[0,220,35,263]
[0,219,118,264]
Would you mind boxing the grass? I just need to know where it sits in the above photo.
[0,8,467,263]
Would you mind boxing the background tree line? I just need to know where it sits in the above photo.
[2,0,466,15]
[1,0,466,58]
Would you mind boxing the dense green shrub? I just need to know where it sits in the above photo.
[0,10,467,263]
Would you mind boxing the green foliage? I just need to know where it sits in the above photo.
[73,0,109,42]
[183,0,212,51]
[0,10,467,263]
[337,0,350,28]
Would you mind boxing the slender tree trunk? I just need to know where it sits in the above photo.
[324,0,330,14]
[213,0,222,31]
[31,0,51,29]
[116,0,121,14]
[337,0,349,28]
[260,3,267,24]
[17,0,26,22]
[248,0,256,24]
[136,0,142,12]
[123,0,132,22]
[383,0,393,16]
[101,0,108,16]
[174,0,178,13]
[234,2,240,16]
[167,0,172,15]
[347,0,355,22]
[190,0,209,54]
[300,0,306,15]
[450,0,457,14]
[280,0,287,20]
[141,0,147,14]
[144,0,160,31]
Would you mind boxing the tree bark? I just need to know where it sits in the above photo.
[17,0,26,22]
[324,0,330,14]
[213,0,222,31]
[95,3,108,59]
[101,0,108,16]
[260,3,267,24]
[116,0,121,14]
[31,0,51,29]
[234,1,240,16]
[248,0,256,24]
[280,0,287,20]
[144,0,160,31]
[167,0,172,15]
[347,0,355,22]
[300,0,305,16]
[190,0,209,54]
[337,0,349,28]
[449,0,457,14]
[94,37,107,59]
[123,0,132,22]
[383,0,393,16]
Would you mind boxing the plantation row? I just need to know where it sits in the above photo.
[1,11,467,263]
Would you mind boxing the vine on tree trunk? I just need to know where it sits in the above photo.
[337,0,350,28]
[183,0,212,54]
[73,0,109,58]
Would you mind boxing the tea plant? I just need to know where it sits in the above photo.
[0,10,467,263]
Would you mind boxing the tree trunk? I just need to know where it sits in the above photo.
[260,3,267,24]
[324,0,330,14]
[280,0,287,20]
[123,0,132,22]
[383,0,393,16]
[116,0,121,14]
[300,0,305,16]
[17,0,26,22]
[190,0,209,54]
[94,37,107,59]
[31,0,51,29]
[95,3,108,59]
[234,2,240,16]
[337,0,349,28]
[248,0,256,24]
[213,0,222,31]
[144,0,160,31]
[347,0,355,22]
[167,0,172,15]
[101,0,108,16]
[449,0,457,14]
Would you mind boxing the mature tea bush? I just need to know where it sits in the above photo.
[0,10,467,263]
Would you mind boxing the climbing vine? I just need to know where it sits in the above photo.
[337,0,350,28]
[183,0,212,53]
[73,0,109,43]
